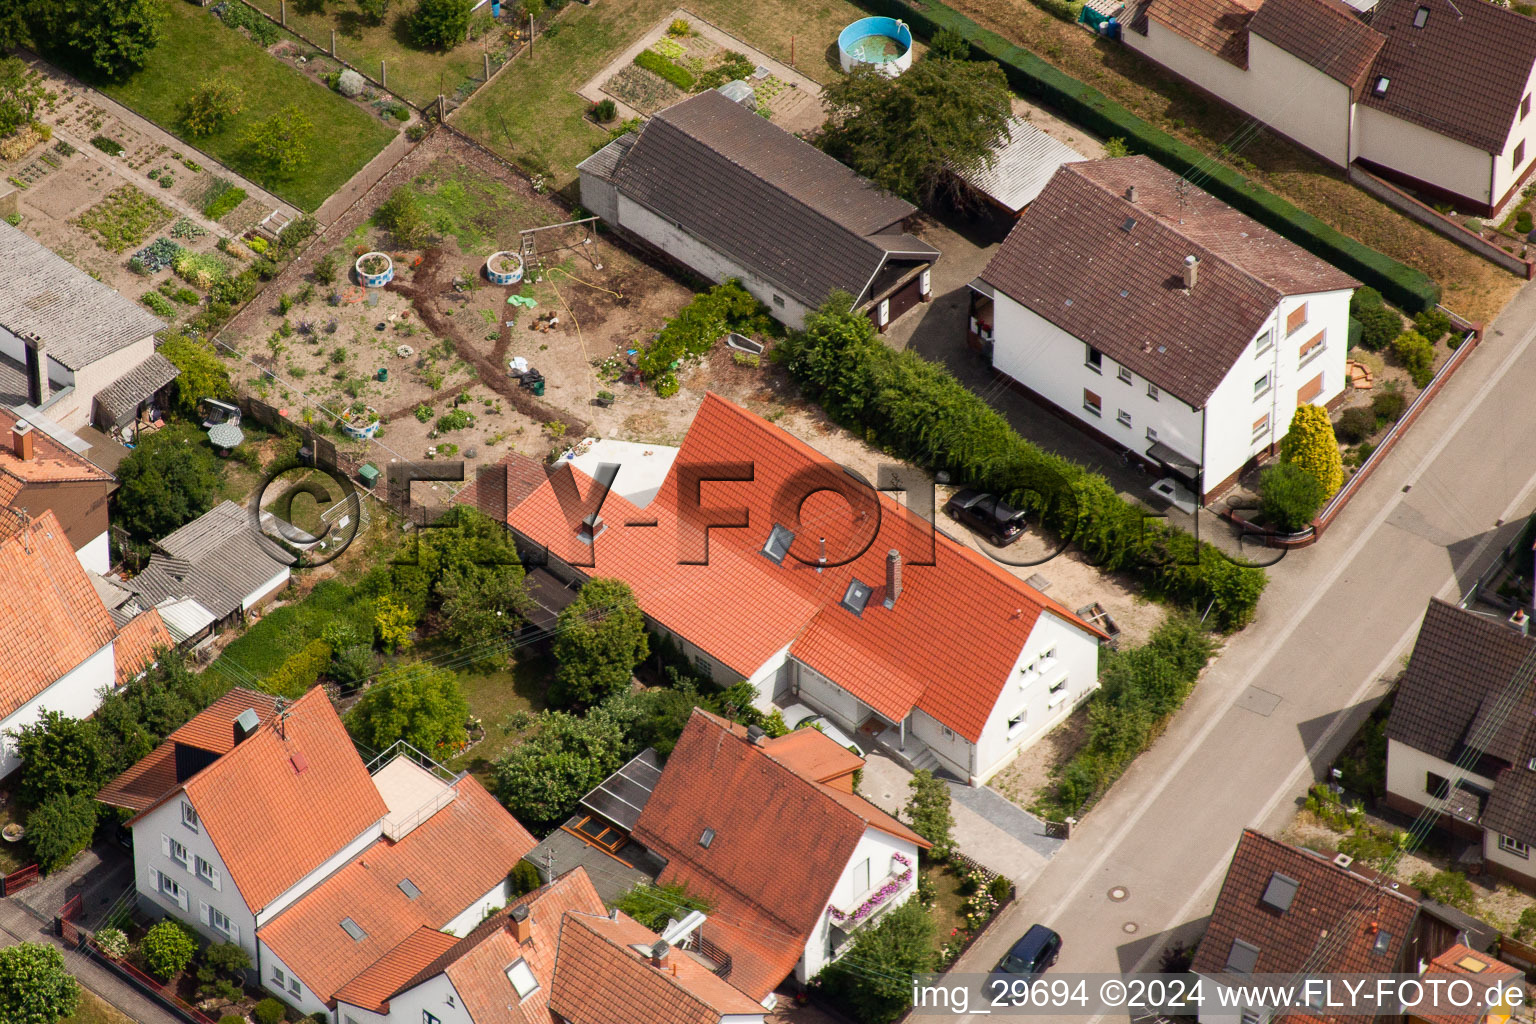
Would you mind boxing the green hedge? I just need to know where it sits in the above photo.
[850,0,1441,312]
[262,639,332,698]
[781,298,1268,630]
[634,49,695,91]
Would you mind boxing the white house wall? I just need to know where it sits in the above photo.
[1490,62,1536,205]
[802,825,920,982]
[255,941,329,1017]
[907,708,976,780]
[969,613,1102,784]
[1384,738,1497,809]
[133,792,259,962]
[989,293,1204,464]
[615,194,815,329]
[746,644,794,712]
[1123,24,1351,165]
[241,566,291,613]
[1356,104,1495,206]
[442,877,512,937]
[792,659,869,734]
[76,530,110,576]
[0,644,114,778]
[53,336,155,430]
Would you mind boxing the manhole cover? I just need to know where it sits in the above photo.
[1123,922,1139,934]
[1108,886,1129,902]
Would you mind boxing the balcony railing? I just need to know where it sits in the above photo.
[829,853,914,933]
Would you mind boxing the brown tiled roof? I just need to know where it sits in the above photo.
[1248,0,1384,95]
[454,452,548,522]
[166,688,389,913]
[1385,599,1536,766]
[604,90,935,310]
[112,609,174,687]
[1192,830,1418,1013]
[332,927,459,1014]
[1415,944,1521,1024]
[258,774,536,1005]
[0,409,114,509]
[631,710,927,1000]
[0,509,118,718]
[980,157,1359,407]
[548,911,765,1024]
[1362,0,1536,153]
[97,688,281,812]
[1482,767,1536,845]
[1144,0,1259,67]
[385,869,606,1024]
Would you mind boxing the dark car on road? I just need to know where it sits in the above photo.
[993,925,1061,978]
[944,489,1028,546]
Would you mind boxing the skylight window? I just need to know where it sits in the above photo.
[1413,5,1429,26]
[398,878,421,899]
[340,917,366,941]
[1374,76,1390,95]
[1372,930,1392,955]
[1226,939,1260,974]
[1260,872,1299,913]
[506,959,539,999]
[842,579,873,616]
[1121,216,1137,232]
[699,828,716,849]
[761,524,795,565]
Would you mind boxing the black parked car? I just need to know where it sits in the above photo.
[944,489,1028,546]
[994,925,1061,978]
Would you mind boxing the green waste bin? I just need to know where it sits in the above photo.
[377,367,388,382]
[531,379,545,397]
[358,464,380,487]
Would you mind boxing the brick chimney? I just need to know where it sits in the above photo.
[650,940,670,967]
[1182,255,1200,291]
[883,549,903,608]
[509,905,531,944]
[1125,185,1137,203]
[11,422,33,462]
[23,337,47,408]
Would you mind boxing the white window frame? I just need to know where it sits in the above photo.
[1298,331,1326,368]
[1116,366,1132,385]
[1085,345,1103,372]
[288,977,301,997]
[195,855,217,887]
[1254,329,1274,356]
[209,905,234,938]
[1500,834,1530,859]
[1005,706,1028,735]
[1252,415,1270,442]
[168,837,189,868]
[1146,426,1158,441]
[1254,373,1271,399]
[1083,389,1102,417]
[424,1014,441,1024]
[1146,382,1160,401]
[181,801,199,832]
[272,966,286,986]
[1116,409,1132,428]
[158,871,184,904]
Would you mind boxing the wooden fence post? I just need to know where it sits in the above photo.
[330,29,337,56]
[279,0,286,25]
[381,60,387,87]
[484,52,491,80]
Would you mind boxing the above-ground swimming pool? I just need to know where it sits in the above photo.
[838,17,913,76]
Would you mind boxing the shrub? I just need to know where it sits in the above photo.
[615,881,711,931]
[1371,385,1405,424]
[313,250,340,285]
[1351,294,1402,351]
[818,900,935,1024]
[142,292,176,318]
[27,793,99,872]
[929,26,972,59]
[94,928,129,959]
[1103,136,1131,158]
[436,407,475,431]
[1258,462,1325,533]
[904,769,955,859]
[376,187,430,249]
[181,76,245,137]
[1463,217,1483,234]
[1279,404,1343,498]
[1333,406,1375,444]
[634,49,695,90]
[1519,210,1533,235]
[591,98,617,123]
[1391,329,1436,387]
[90,135,123,156]
[220,1017,245,1024]
[1410,870,1477,913]
[668,17,690,34]
[253,999,286,1024]
[410,0,475,49]
[0,943,77,1024]
[1412,307,1453,342]
[414,404,432,423]
[141,920,197,980]
[375,596,417,653]
[262,639,332,698]
[987,874,1012,902]
[202,942,250,976]
[780,295,1266,629]
[508,859,542,896]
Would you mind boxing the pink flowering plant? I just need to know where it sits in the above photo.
[827,853,913,924]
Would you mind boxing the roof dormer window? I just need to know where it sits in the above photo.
[1413,6,1429,26]
[1374,76,1390,95]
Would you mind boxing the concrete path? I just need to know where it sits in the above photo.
[314,128,415,226]
[931,270,1536,1019]
[860,752,1060,889]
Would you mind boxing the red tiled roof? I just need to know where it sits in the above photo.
[505,393,1102,742]
[549,911,765,1024]
[332,927,458,1014]
[633,711,927,1000]
[397,869,607,1024]
[0,509,118,718]
[981,158,1359,407]
[1143,0,1258,66]
[0,409,113,508]
[258,774,536,1005]
[171,687,389,913]
[1247,0,1383,96]
[763,729,863,784]
[1192,829,1419,1024]
[113,609,174,686]
[1415,944,1521,1024]
[97,688,281,812]
[454,451,549,522]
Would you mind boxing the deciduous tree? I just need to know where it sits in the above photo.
[817,900,935,1023]
[10,711,108,808]
[241,105,315,175]
[26,0,165,79]
[113,423,223,554]
[819,58,1010,207]
[409,0,474,50]
[0,943,78,1024]
[903,769,954,860]
[551,578,648,708]
[1278,403,1343,499]
[181,76,245,137]
[346,662,470,755]
[492,708,627,829]
[357,0,391,24]
[0,58,46,138]
[159,333,234,416]
[26,793,98,872]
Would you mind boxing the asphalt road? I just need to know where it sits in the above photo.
[931,278,1536,1022]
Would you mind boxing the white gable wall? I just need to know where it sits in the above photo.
[442,877,512,937]
[133,791,258,961]
[615,194,815,329]
[1384,737,1497,812]
[0,643,114,778]
[76,530,110,576]
[1490,61,1536,205]
[54,336,155,431]
[256,941,329,1017]
[1356,104,1495,206]
[802,825,920,982]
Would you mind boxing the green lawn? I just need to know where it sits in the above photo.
[63,991,134,1024]
[454,0,862,189]
[99,2,396,212]
[449,649,551,789]
[244,0,504,110]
